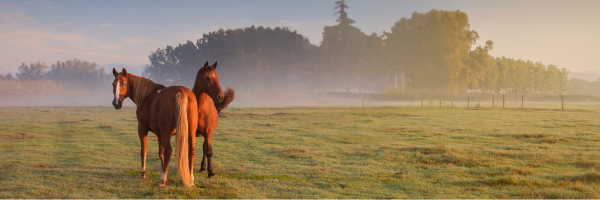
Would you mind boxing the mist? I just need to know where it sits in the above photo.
[2,2,599,108]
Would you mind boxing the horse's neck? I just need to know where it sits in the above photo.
[128,75,161,106]
[192,82,210,98]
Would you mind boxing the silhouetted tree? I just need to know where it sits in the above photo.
[335,0,355,26]
[16,61,48,81]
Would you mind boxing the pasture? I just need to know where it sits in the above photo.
[1,105,600,198]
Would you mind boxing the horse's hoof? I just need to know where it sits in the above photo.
[199,169,206,173]
[208,173,215,178]
[138,174,146,179]
[158,183,166,188]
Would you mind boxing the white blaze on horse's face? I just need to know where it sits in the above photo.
[114,80,120,103]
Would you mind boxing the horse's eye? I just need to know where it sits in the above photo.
[124,83,127,86]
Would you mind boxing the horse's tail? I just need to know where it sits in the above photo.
[175,92,193,187]
[215,87,235,113]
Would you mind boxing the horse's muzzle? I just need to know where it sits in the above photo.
[112,100,123,110]
[216,93,224,103]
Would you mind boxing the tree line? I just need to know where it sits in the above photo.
[568,78,600,95]
[143,0,569,94]
[2,0,573,95]
[9,59,109,91]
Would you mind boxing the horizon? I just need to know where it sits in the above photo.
[1,0,599,74]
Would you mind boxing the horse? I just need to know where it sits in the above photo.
[111,68,198,188]
[192,61,235,177]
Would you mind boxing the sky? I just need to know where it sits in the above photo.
[1,0,599,74]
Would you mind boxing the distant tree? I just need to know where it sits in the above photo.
[532,62,546,93]
[145,26,316,88]
[16,61,48,81]
[315,0,386,89]
[334,0,356,26]
[0,73,14,80]
[6,73,14,80]
[462,40,495,90]
[44,59,108,90]
[568,78,592,94]
[145,45,179,84]
[591,78,600,95]
[385,10,479,91]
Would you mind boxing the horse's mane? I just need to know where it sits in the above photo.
[127,74,166,106]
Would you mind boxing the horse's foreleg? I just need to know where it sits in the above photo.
[199,138,207,173]
[206,134,215,178]
[159,135,173,188]
[138,126,149,179]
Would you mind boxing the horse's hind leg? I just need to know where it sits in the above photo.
[157,133,173,188]
[138,126,149,179]
[188,127,196,182]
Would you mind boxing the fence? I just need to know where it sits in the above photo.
[307,92,598,110]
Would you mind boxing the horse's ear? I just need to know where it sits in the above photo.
[122,68,128,76]
[112,68,118,77]
[212,62,217,70]
[203,61,209,69]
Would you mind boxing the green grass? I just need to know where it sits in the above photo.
[1,105,600,198]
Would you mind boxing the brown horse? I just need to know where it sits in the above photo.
[111,68,198,188]
[192,61,235,177]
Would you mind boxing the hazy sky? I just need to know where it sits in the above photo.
[1,0,599,74]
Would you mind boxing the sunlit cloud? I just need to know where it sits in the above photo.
[100,23,112,27]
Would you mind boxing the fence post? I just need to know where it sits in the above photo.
[362,96,364,109]
[522,95,524,109]
[492,94,494,108]
[562,95,564,110]
[467,95,470,108]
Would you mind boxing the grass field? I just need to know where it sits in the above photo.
[1,104,600,198]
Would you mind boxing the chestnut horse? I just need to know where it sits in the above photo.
[111,68,198,188]
[192,61,235,177]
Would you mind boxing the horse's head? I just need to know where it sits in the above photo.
[111,68,130,110]
[194,61,224,103]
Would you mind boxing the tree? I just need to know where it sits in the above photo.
[44,59,108,90]
[315,0,386,89]
[16,61,48,81]
[334,0,355,26]
[568,78,591,94]
[0,73,14,80]
[385,10,479,91]
[145,26,316,89]
[463,40,495,90]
